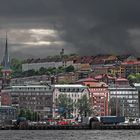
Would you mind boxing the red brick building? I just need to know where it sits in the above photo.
[76,78,109,116]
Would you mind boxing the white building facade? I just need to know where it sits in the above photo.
[52,85,90,118]
[22,60,74,71]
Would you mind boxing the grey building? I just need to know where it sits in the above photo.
[134,83,140,118]
[10,85,53,119]
[0,106,16,121]
[109,86,138,118]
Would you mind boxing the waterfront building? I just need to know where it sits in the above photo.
[52,84,90,118]
[75,78,109,116]
[0,106,16,121]
[10,85,53,119]
[109,78,139,117]
[134,83,140,118]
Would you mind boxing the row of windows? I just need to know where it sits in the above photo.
[11,92,52,96]
[55,98,79,103]
[58,88,85,92]
[12,87,51,91]
[90,88,107,91]
[19,97,51,100]
[111,95,138,99]
[55,93,82,98]
[110,91,138,94]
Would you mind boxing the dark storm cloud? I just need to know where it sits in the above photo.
[0,0,140,60]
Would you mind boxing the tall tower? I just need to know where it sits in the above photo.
[1,33,12,89]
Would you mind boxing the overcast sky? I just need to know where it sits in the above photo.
[0,0,140,60]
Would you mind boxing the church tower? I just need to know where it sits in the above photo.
[1,33,12,89]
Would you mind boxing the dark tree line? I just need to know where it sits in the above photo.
[18,109,40,121]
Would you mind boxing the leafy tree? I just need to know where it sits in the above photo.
[65,65,75,72]
[56,94,74,118]
[18,109,40,121]
[76,95,91,117]
[47,67,56,75]
[128,73,140,84]
[22,69,36,77]
[18,109,26,118]
[135,73,140,82]
[11,58,23,78]
[57,66,65,74]
[39,67,47,75]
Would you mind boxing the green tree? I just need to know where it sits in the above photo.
[128,74,136,83]
[18,109,26,118]
[39,67,47,75]
[22,69,36,77]
[135,73,140,83]
[65,65,75,72]
[47,67,57,75]
[76,95,91,117]
[57,94,74,118]
[18,109,40,121]
[128,73,140,84]
[11,58,23,78]
[57,66,65,74]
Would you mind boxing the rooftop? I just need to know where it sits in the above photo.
[76,77,98,83]
[54,84,88,88]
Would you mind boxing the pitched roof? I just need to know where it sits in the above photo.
[76,77,98,83]
[95,74,115,80]
[115,77,128,82]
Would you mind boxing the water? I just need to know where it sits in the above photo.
[0,130,139,140]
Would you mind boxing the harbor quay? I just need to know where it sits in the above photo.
[0,123,140,130]
[0,115,140,130]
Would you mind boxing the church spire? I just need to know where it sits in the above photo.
[3,32,10,70]
[1,33,12,89]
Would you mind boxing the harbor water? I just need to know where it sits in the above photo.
[0,130,139,140]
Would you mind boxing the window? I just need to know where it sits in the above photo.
[76,88,79,92]
[67,88,70,92]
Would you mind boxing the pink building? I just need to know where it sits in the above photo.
[76,78,109,116]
